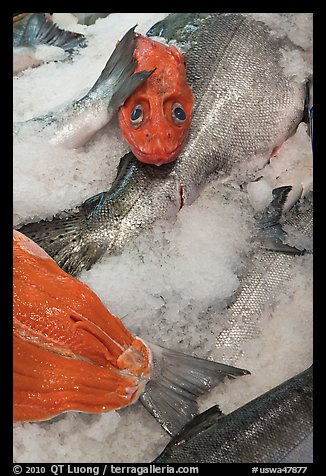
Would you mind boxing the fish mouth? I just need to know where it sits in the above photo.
[131,144,183,166]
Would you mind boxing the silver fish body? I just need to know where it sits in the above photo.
[19,13,308,275]
[175,13,305,205]
[154,366,313,463]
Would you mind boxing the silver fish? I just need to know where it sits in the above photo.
[19,13,308,275]
[153,366,313,463]
[13,13,86,75]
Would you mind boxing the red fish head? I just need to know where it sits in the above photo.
[118,36,194,166]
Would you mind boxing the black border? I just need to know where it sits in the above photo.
[8,8,320,473]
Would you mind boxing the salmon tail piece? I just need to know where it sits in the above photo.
[139,343,250,435]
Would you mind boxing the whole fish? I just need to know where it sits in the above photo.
[14,26,154,150]
[13,13,86,75]
[118,34,194,165]
[13,230,249,434]
[154,366,313,463]
[19,13,308,275]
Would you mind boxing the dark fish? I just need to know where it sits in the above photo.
[153,366,313,463]
[19,13,308,275]
[13,13,86,74]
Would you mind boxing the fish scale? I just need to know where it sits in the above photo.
[19,13,308,276]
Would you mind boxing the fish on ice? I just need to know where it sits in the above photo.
[13,13,86,75]
[213,188,313,366]
[159,190,313,464]
[154,366,313,463]
[13,230,249,435]
[14,26,154,150]
[19,13,310,275]
[118,34,194,165]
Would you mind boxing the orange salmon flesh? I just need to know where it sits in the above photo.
[13,230,151,422]
[118,35,194,166]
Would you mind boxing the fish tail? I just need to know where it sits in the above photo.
[255,186,305,254]
[17,211,104,276]
[87,26,155,109]
[21,13,86,51]
[139,342,250,435]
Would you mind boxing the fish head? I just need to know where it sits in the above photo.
[118,36,194,166]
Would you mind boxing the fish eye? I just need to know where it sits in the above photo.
[130,104,143,126]
[172,103,187,125]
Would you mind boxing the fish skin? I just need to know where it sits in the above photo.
[118,34,194,166]
[13,13,86,74]
[153,366,313,463]
[13,230,249,432]
[19,13,307,275]
[14,26,154,149]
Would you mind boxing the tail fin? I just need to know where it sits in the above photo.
[86,25,155,109]
[139,343,250,435]
[17,211,105,276]
[254,186,305,255]
[20,13,86,51]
